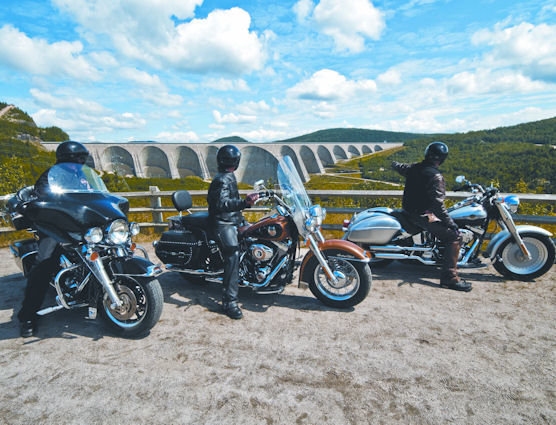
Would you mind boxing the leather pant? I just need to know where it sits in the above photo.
[412,217,461,281]
[213,223,240,303]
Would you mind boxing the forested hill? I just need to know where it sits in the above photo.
[0,103,68,193]
[356,116,556,193]
[275,128,431,144]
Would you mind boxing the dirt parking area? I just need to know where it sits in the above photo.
[0,245,554,424]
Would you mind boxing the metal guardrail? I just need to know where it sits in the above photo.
[1,188,555,234]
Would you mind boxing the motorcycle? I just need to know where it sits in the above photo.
[6,163,164,336]
[154,155,372,308]
[342,175,554,280]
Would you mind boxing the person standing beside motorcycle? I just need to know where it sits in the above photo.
[391,142,472,292]
[17,141,91,337]
[207,145,259,319]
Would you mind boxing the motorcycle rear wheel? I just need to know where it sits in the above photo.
[307,256,371,308]
[98,276,163,337]
[493,233,555,280]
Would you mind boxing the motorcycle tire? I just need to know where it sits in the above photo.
[493,232,555,280]
[98,276,163,337]
[306,255,371,308]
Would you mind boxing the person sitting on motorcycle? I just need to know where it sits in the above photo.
[391,142,472,292]
[207,145,259,319]
[17,141,91,337]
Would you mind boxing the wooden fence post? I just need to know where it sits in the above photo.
[149,186,163,225]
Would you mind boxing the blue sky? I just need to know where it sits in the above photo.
[0,0,555,142]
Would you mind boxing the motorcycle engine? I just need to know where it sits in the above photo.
[250,243,274,262]
[458,229,475,245]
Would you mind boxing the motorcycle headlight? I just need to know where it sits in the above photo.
[503,195,520,213]
[107,219,129,245]
[84,227,103,244]
[129,222,140,236]
[309,205,326,226]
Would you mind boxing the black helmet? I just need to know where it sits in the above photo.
[217,145,241,171]
[56,141,89,164]
[424,142,449,165]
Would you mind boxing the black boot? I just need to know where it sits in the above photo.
[20,320,37,337]
[440,241,472,292]
[222,301,243,319]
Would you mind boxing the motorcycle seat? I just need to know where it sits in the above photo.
[389,209,423,235]
[179,211,209,229]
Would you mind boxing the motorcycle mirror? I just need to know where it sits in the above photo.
[253,179,265,191]
[455,175,466,184]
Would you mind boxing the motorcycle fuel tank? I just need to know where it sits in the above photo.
[346,212,401,244]
[449,204,487,225]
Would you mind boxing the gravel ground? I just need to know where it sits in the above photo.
[0,245,554,425]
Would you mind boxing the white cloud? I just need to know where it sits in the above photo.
[236,100,271,115]
[293,0,315,22]
[213,110,257,124]
[0,25,99,80]
[377,69,402,86]
[155,131,199,142]
[288,69,377,101]
[472,22,556,82]
[202,78,250,91]
[33,108,146,133]
[307,0,385,53]
[138,90,183,107]
[53,1,265,74]
[120,68,164,87]
[119,68,183,106]
[448,69,548,95]
[233,128,287,142]
[312,101,337,118]
[30,88,107,115]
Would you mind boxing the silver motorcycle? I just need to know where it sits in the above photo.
[343,175,554,280]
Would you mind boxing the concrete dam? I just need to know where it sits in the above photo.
[43,141,403,185]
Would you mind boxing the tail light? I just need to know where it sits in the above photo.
[342,219,351,232]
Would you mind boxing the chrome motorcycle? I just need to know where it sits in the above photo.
[6,163,164,336]
[154,156,372,308]
[343,175,554,280]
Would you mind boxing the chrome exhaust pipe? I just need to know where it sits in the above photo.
[373,252,436,265]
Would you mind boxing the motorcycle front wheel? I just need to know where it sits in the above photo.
[98,276,164,337]
[493,233,555,280]
[306,256,371,308]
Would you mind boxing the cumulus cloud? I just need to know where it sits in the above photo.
[155,131,199,142]
[213,110,257,124]
[448,68,548,95]
[119,68,183,106]
[377,69,402,86]
[30,88,107,115]
[236,100,271,115]
[202,78,250,91]
[288,69,377,101]
[0,25,99,80]
[293,0,315,22]
[232,128,287,142]
[53,0,265,74]
[298,0,385,53]
[472,22,556,82]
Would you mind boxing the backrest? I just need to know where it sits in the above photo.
[172,190,193,212]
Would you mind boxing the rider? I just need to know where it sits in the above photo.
[17,141,91,337]
[391,142,472,292]
[207,145,259,319]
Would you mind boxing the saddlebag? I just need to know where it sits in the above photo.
[154,230,202,268]
[9,238,38,276]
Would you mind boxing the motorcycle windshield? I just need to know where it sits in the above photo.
[46,163,108,194]
[277,156,312,237]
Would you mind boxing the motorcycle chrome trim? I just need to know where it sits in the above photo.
[247,255,289,288]
[369,245,433,252]
[486,225,553,259]
[457,239,481,265]
[373,252,436,265]
[53,263,82,309]
[165,265,224,275]
[495,201,531,259]
[80,251,123,308]
[307,235,339,285]
[134,244,149,260]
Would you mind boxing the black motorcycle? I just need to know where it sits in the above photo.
[6,163,164,336]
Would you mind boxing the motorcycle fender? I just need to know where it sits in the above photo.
[110,256,163,277]
[486,225,553,259]
[298,239,370,288]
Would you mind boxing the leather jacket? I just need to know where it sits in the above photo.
[207,171,249,225]
[392,160,456,229]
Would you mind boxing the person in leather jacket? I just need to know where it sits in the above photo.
[391,142,472,292]
[207,145,259,319]
[17,141,91,337]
